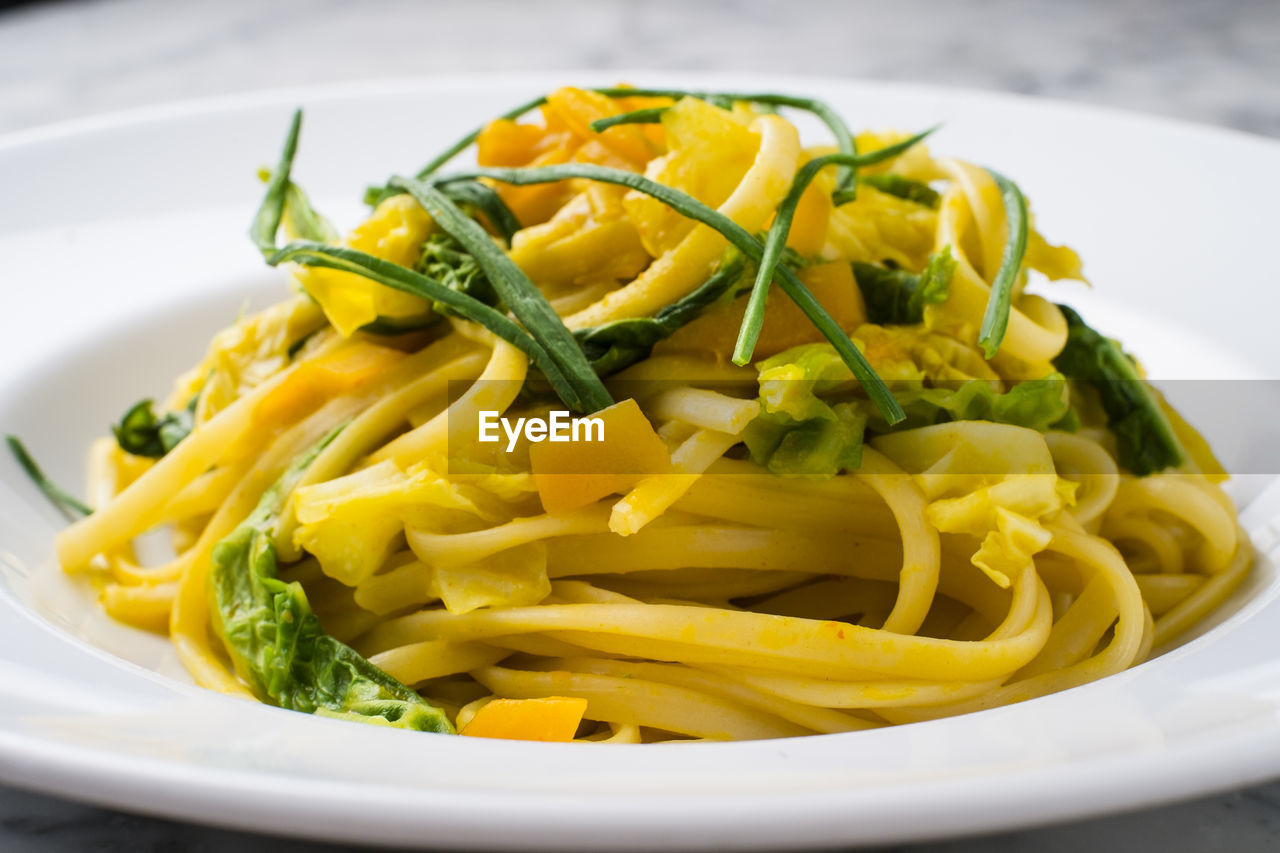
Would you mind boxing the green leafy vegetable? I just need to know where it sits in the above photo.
[388,176,614,414]
[744,402,866,477]
[977,169,1029,358]
[210,429,453,733]
[574,253,746,376]
[430,162,905,425]
[5,435,92,519]
[1052,305,1184,475]
[860,173,940,208]
[870,373,1071,433]
[416,232,501,311]
[731,127,937,367]
[746,344,1071,475]
[354,231,503,337]
[112,394,198,459]
[268,241,585,411]
[746,346,867,476]
[853,247,956,325]
[589,107,668,133]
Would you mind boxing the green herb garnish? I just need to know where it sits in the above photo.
[859,173,940,208]
[731,127,937,367]
[430,162,905,425]
[416,232,501,312]
[211,428,452,733]
[5,435,92,520]
[250,109,303,258]
[588,106,669,133]
[268,241,587,411]
[388,176,614,413]
[1051,305,1184,475]
[976,169,1029,358]
[434,179,522,244]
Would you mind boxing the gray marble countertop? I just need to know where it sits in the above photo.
[2,0,1279,850]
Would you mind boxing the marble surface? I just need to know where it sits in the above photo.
[1,0,1279,850]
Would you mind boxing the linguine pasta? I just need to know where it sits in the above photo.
[45,86,1250,743]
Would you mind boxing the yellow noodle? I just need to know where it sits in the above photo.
[56,89,1253,745]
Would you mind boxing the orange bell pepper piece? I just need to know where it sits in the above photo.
[254,344,406,426]
[785,180,833,257]
[545,87,656,168]
[529,398,671,514]
[657,262,866,360]
[460,696,589,742]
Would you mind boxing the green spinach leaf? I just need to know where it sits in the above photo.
[1051,305,1184,475]
[113,393,198,459]
[853,247,956,325]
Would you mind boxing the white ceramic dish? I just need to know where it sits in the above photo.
[2,72,1280,851]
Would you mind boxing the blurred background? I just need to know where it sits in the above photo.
[1,0,1279,851]
[1,0,1277,137]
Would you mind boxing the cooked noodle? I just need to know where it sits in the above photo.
[53,85,1250,743]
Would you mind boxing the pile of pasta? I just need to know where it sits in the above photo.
[56,87,1252,742]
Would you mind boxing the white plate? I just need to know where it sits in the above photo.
[2,72,1280,851]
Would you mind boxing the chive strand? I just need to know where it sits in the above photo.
[977,169,1029,358]
[389,177,614,413]
[6,435,92,520]
[731,159,822,366]
[250,108,302,257]
[588,107,669,133]
[435,163,904,424]
[267,242,584,410]
[437,179,522,243]
[733,127,938,365]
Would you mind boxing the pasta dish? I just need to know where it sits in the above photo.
[14,85,1252,743]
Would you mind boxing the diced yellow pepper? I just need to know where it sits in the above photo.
[530,398,671,514]
[460,697,589,742]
